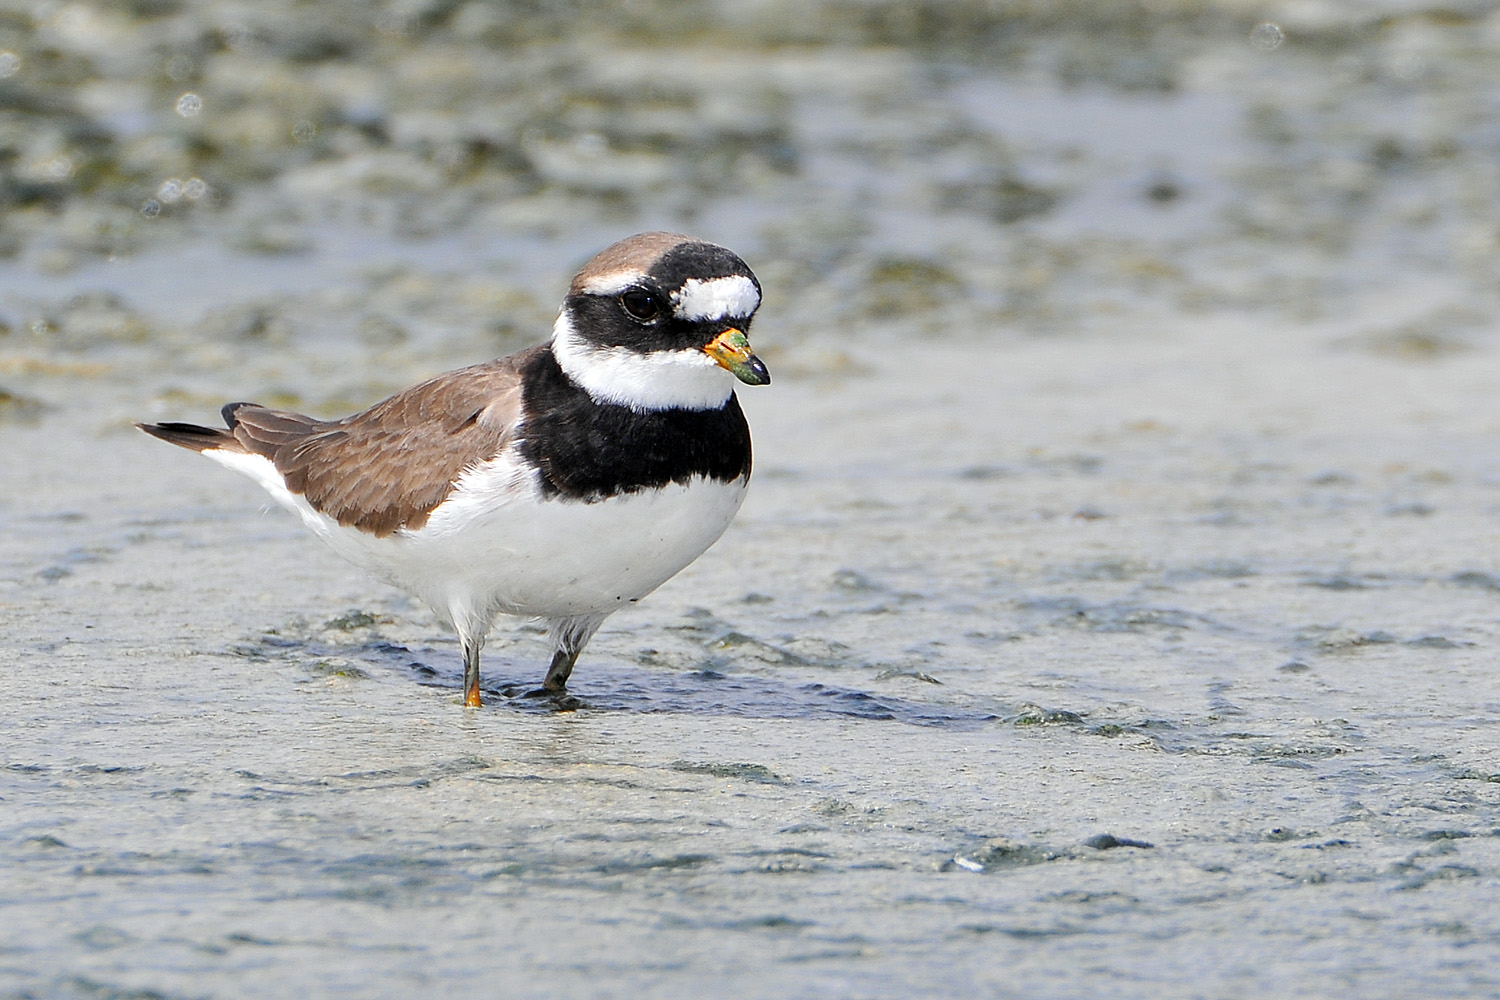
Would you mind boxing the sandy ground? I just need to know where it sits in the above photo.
[8,309,1500,997]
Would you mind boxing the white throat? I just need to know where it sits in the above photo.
[550,312,735,412]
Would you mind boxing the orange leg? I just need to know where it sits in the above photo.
[463,641,482,708]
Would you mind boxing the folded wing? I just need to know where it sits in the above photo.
[138,349,537,537]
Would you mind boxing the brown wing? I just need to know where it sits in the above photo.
[226,348,539,537]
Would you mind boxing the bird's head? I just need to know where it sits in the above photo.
[552,232,769,411]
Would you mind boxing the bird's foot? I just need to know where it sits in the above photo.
[517,685,582,710]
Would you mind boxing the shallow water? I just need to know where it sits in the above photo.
[8,2,1500,998]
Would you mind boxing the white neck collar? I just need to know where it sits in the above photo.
[549,312,735,412]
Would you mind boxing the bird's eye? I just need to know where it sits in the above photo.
[619,288,662,322]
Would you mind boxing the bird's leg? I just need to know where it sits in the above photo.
[463,639,483,708]
[527,615,607,696]
[542,646,581,692]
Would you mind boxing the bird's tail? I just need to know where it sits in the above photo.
[138,402,260,452]
[136,420,239,452]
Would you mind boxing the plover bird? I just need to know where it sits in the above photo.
[139,232,769,707]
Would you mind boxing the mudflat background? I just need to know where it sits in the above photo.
[6,2,1500,997]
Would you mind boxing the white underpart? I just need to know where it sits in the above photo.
[550,312,734,412]
[671,275,760,322]
[201,446,749,651]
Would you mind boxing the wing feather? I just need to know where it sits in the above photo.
[226,349,536,536]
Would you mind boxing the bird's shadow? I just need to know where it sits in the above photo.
[338,639,1001,728]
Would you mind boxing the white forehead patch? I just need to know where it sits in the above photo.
[671,276,760,322]
[577,269,647,296]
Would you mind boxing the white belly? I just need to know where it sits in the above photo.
[204,448,747,630]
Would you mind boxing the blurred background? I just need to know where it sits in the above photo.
[4,0,1497,409]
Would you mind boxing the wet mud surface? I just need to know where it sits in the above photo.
[8,2,1500,998]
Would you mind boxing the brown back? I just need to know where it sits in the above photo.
[228,349,537,537]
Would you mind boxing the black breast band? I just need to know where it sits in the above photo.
[518,350,753,502]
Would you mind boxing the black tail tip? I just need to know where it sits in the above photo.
[136,419,232,451]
